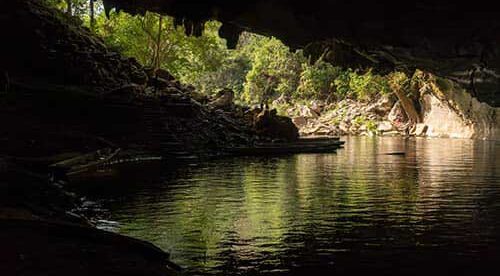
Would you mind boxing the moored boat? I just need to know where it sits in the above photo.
[227,137,344,155]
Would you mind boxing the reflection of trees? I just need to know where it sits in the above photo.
[101,137,500,274]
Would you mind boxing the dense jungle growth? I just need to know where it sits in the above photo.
[44,0,399,106]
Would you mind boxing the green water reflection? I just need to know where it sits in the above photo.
[92,137,500,275]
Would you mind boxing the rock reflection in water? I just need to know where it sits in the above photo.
[86,137,500,275]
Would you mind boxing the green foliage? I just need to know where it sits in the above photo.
[42,0,402,105]
[353,115,377,134]
[241,35,302,104]
[349,69,391,100]
[45,0,89,16]
[365,120,377,133]
[94,9,230,95]
[388,71,410,92]
[435,77,452,92]
[297,58,341,99]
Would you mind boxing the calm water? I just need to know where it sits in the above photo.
[83,137,500,275]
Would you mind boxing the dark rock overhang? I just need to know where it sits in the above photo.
[102,0,500,105]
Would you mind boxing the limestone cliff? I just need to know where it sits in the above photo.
[289,74,500,140]
[419,77,500,140]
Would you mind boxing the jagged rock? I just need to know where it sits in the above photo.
[299,106,319,118]
[148,77,170,89]
[338,122,349,134]
[105,84,143,100]
[367,95,396,115]
[414,123,428,136]
[292,116,308,128]
[189,91,210,103]
[382,131,402,136]
[377,121,394,132]
[209,88,234,110]
[254,109,299,141]
[310,100,324,114]
[349,125,360,134]
[420,87,500,139]
[272,94,291,106]
[388,101,408,127]
[155,68,175,81]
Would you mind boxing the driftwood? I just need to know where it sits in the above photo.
[50,148,121,176]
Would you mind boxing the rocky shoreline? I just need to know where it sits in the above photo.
[0,2,304,275]
[0,159,181,276]
[3,1,497,275]
[285,74,500,140]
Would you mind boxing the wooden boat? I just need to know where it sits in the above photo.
[49,148,121,177]
[227,137,344,156]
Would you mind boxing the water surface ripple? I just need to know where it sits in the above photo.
[87,137,500,275]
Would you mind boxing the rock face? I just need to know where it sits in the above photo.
[419,80,500,140]
[287,77,500,140]
[208,88,235,110]
[289,98,393,137]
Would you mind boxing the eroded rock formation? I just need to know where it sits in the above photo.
[289,73,500,140]
[419,76,500,139]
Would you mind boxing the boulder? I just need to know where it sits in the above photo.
[254,109,299,141]
[377,121,394,132]
[292,116,308,128]
[338,122,350,134]
[189,91,210,104]
[155,68,175,81]
[414,123,428,136]
[209,88,234,110]
[310,100,324,114]
[130,69,148,86]
[148,76,170,89]
[376,95,397,113]
[272,94,291,106]
[388,101,408,129]
[299,106,319,118]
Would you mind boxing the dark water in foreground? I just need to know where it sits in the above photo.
[85,137,500,275]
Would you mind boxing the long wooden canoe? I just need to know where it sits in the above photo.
[227,137,344,156]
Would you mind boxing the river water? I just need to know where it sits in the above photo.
[85,137,500,275]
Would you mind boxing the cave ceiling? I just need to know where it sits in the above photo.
[106,1,500,104]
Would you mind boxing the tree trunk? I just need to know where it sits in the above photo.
[90,0,95,31]
[393,88,421,124]
[155,15,163,70]
[65,0,72,15]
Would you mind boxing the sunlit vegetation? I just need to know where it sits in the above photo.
[44,0,403,107]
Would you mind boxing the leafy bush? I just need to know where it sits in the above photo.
[296,58,341,100]
[43,0,403,106]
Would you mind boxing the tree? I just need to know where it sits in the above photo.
[43,0,398,105]
[65,0,72,15]
[89,0,95,31]
[242,35,302,104]
[388,72,421,124]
